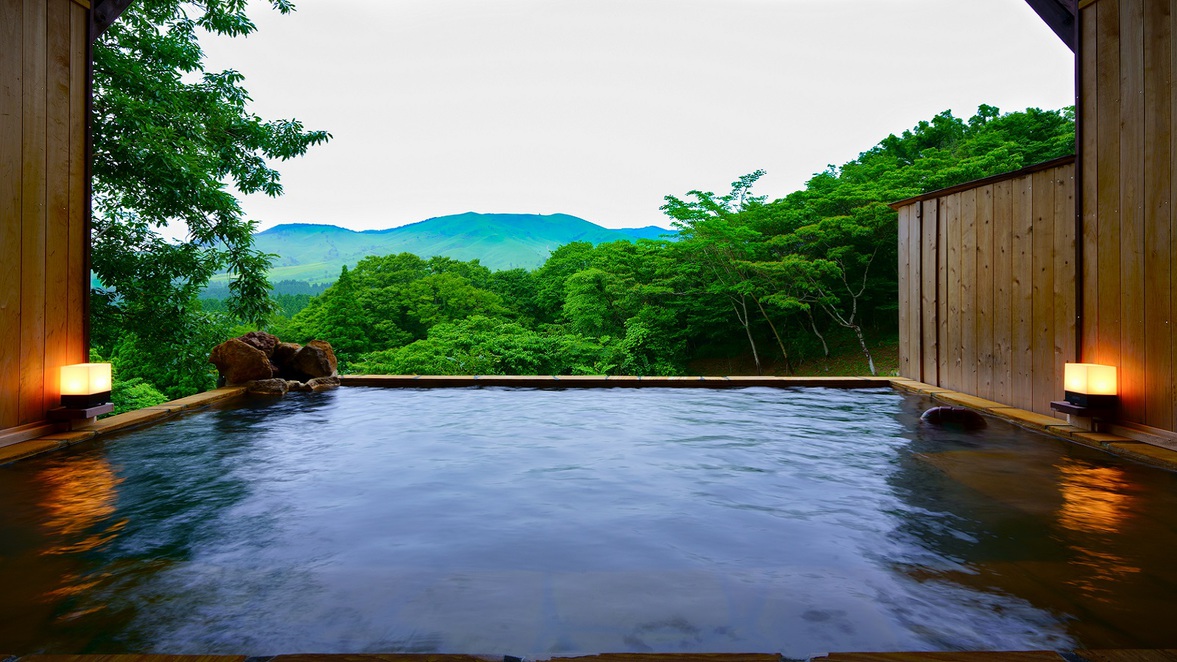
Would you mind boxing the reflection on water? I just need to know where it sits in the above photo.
[1055,459,1142,604]
[38,454,125,555]
[890,394,1177,651]
[1,388,1177,657]
[1066,546,1142,604]
[1056,461,1135,535]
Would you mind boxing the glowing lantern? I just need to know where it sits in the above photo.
[60,363,112,408]
[1063,363,1118,409]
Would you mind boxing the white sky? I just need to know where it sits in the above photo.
[199,0,1075,232]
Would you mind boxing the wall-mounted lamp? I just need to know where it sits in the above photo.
[1052,363,1118,431]
[60,363,112,408]
[1063,363,1119,409]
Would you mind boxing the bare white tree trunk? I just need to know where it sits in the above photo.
[732,296,761,375]
[806,309,829,357]
[850,324,876,376]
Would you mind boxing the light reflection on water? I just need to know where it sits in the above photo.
[38,454,125,555]
[1056,461,1135,535]
[1,386,1176,657]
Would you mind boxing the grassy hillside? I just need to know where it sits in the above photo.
[230,212,671,284]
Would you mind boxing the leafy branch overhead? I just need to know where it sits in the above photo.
[91,0,330,339]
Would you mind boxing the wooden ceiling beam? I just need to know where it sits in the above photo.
[90,0,135,42]
[1024,0,1077,51]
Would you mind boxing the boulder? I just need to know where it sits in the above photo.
[291,340,338,379]
[272,342,302,369]
[286,380,313,393]
[245,378,290,396]
[238,331,280,358]
[210,338,274,385]
[307,375,341,392]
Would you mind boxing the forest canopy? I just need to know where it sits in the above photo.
[265,105,1075,380]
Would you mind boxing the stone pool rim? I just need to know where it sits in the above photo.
[1,375,1175,474]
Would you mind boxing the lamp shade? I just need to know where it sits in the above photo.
[1063,363,1117,408]
[60,363,112,407]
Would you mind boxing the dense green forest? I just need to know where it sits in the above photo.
[93,103,1075,412]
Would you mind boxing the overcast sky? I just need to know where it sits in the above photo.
[200,0,1075,232]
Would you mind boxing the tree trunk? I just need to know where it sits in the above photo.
[850,324,876,376]
[732,297,761,375]
[753,296,792,374]
[807,310,829,357]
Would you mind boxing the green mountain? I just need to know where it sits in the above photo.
[242,212,672,283]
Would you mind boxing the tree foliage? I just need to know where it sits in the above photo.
[263,105,1076,379]
[91,0,329,398]
[111,104,1074,393]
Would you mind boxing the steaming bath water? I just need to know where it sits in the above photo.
[2,386,1176,658]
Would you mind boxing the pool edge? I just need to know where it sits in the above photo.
[0,386,247,466]
[5,377,1177,474]
[889,377,1177,472]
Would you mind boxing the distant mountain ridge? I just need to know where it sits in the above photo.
[245,212,672,283]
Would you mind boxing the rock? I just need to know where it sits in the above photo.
[921,406,987,430]
[245,378,290,396]
[210,338,274,385]
[307,375,341,392]
[286,380,313,393]
[291,340,338,379]
[272,342,301,368]
[238,331,280,358]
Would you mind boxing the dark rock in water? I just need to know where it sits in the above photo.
[238,330,280,357]
[921,406,987,429]
[209,338,273,385]
[245,377,290,396]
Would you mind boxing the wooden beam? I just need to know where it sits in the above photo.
[90,0,135,42]
[1024,0,1078,51]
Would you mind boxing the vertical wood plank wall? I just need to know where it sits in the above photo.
[1081,0,1177,435]
[0,0,89,438]
[896,159,1077,418]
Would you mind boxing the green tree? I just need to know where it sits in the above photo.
[91,0,329,394]
[532,241,596,321]
[488,268,542,321]
[283,254,509,367]
[353,316,612,376]
[662,171,792,374]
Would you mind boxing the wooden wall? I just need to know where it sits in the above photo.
[897,159,1077,418]
[1080,0,1177,437]
[1,0,90,442]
